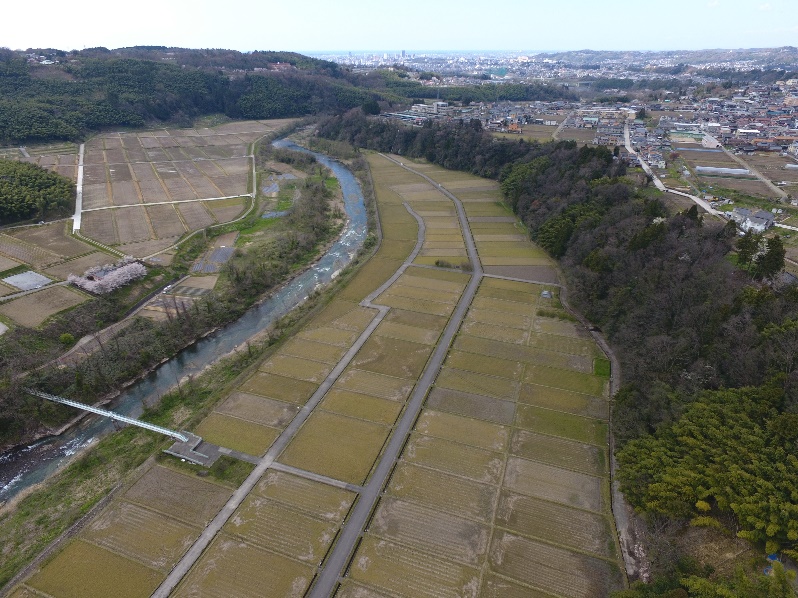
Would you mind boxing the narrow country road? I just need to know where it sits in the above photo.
[152,195,429,598]
[718,142,788,200]
[307,154,484,597]
[624,122,724,218]
[552,112,572,140]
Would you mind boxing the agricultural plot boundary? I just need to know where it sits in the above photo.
[71,123,270,259]
[306,154,484,597]
[321,156,626,598]
[11,150,626,598]
[151,200,429,597]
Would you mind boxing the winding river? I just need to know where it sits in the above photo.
[0,140,367,504]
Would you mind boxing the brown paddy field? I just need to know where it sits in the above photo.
[341,178,622,597]
[559,127,597,144]
[173,535,314,598]
[279,411,390,484]
[0,286,88,327]
[25,540,163,598]
[223,495,338,563]
[11,151,623,598]
[698,175,775,198]
[77,121,282,251]
[18,465,234,597]
[745,153,798,183]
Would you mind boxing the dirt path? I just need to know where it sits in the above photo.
[552,112,572,140]
[558,280,649,582]
[720,145,788,200]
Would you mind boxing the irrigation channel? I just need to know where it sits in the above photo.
[0,139,368,505]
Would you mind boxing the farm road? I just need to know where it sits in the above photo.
[307,154,484,597]
[624,122,724,218]
[719,143,788,199]
[152,197,427,598]
[72,143,84,231]
[552,111,572,140]
[80,194,245,212]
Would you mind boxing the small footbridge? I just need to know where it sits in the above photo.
[26,388,190,442]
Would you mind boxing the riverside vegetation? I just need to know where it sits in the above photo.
[0,141,340,450]
[318,110,798,595]
[0,137,381,589]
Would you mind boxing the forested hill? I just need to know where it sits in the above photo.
[318,112,798,596]
[78,47,346,77]
[0,48,371,143]
[0,47,576,144]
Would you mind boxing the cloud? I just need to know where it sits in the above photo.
[707,0,720,7]
[759,2,772,10]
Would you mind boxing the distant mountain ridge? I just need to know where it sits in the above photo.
[532,46,798,69]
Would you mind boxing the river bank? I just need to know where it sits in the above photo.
[0,140,371,591]
[0,139,368,505]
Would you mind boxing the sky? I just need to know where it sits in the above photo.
[3,0,797,54]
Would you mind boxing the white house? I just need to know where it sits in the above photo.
[730,207,775,233]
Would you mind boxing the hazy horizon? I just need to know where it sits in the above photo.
[5,0,797,55]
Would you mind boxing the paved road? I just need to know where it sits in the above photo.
[151,199,427,598]
[72,143,84,231]
[307,155,483,598]
[624,122,666,192]
[624,123,724,218]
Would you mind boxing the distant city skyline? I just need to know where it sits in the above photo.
[4,0,797,55]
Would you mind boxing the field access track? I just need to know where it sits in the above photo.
[13,152,625,598]
[75,120,292,258]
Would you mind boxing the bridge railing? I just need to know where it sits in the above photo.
[26,388,189,443]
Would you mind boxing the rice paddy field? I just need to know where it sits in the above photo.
[20,465,234,598]
[77,120,294,257]
[4,142,80,181]
[12,150,623,598]
[404,160,560,284]
[0,221,100,282]
[558,127,597,145]
[0,285,88,327]
[345,273,623,598]
[743,153,798,185]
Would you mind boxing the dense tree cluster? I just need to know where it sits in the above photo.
[617,386,798,555]
[96,47,345,77]
[0,50,367,143]
[0,158,75,223]
[318,109,534,177]
[353,69,577,104]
